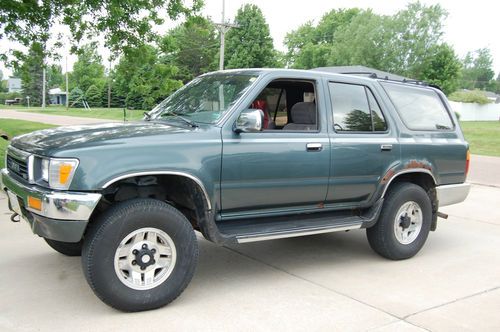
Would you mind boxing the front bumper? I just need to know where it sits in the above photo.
[1,168,101,242]
[436,182,471,207]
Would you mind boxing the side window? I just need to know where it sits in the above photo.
[250,80,318,131]
[381,82,453,131]
[329,82,387,132]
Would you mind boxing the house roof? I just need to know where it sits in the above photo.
[49,88,67,95]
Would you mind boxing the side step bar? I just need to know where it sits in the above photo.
[236,222,361,243]
[216,199,384,244]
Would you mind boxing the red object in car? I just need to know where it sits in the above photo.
[251,100,269,129]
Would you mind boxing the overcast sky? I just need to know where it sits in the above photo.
[1,0,498,77]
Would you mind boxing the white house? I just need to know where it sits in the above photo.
[49,88,67,105]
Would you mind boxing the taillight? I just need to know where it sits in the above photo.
[465,149,470,177]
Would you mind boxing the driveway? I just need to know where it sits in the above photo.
[0,185,499,331]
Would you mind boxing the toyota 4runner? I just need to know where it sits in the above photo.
[1,68,470,311]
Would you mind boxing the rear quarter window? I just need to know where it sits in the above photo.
[381,82,453,131]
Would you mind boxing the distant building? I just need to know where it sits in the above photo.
[7,77,22,93]
[484,91,500,104]
[49,88,67,105]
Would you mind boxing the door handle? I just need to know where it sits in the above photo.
[381,144,393,151]
[306,143,323,152]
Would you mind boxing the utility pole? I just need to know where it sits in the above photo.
[108,58,111,108]
[42,67,46,108]
[214,0,238,70]
[65,55,69,109]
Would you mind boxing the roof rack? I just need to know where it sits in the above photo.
[311,66,439,90]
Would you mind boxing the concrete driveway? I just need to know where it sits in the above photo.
[0,182,499,331]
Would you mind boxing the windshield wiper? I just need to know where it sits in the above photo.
[161,111,199,128]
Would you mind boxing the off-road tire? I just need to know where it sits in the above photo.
[367,182,432,260]
[82,198,198,312]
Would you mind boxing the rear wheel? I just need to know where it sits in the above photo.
[44,238,82,256]
[367,182,432,260]
[82,198,198,312]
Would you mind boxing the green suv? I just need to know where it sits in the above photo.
[1,68,470,311]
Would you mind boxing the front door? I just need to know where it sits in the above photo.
[220,79,330,217]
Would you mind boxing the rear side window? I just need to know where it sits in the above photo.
[381,82,453,130]
[329,82,387,132]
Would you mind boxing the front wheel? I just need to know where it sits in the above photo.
[82,198,198,312]
[367,182,432,260]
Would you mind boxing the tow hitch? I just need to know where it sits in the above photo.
[437,211,448,219]
[10,212,20,223]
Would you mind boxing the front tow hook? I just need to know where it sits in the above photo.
[10,213,20,223]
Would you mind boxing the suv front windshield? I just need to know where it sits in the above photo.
[148,74,258,124]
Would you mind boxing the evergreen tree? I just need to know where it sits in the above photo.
[225,4,278,69]
[19,42,47,106]
[86,85,102,107]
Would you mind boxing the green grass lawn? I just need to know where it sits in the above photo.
[460,121,500,157]
[1,105,144,121]
[0,119,56,168]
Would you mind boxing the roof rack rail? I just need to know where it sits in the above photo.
[311,67,439,89]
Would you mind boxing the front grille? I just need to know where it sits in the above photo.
[6,154,29,181]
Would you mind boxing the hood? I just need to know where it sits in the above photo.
[10,121,195,155]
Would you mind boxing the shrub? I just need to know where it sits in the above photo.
[448,90,491,105]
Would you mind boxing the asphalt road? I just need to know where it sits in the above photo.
[0,109,116,125]
[1,111,499,330]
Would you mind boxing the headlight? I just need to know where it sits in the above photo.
[39,157,79,190]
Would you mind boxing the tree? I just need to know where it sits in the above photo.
[284,8,362,68]
[69,44,106,95]
[47,64,64,89]
[225,4,278,69]
[0,0,203,64]
[113,45,182,110]
[164,16,218,82]
[460,48,495,90]
[69,87,84,107]
[19,42,47,106]
[418,44,461,95]
[86,85,102,107]
[495,73,500,94]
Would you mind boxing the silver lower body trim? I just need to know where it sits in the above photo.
[237,224,362,243]
[436,182,470,207]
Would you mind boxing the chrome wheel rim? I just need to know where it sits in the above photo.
[393,201,423,245]
[114,227,177,290]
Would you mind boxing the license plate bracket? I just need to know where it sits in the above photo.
[6,190,22,216]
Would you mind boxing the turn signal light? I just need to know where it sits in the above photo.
[28,196,42,211]
[465,149,470,177]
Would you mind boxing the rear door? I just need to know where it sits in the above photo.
[326,81,400,206]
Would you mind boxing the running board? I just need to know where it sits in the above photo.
[216,199,383,244]
[236,222,362,243]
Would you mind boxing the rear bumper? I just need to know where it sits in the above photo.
[1,168,101,242]
[436,183,470,207]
